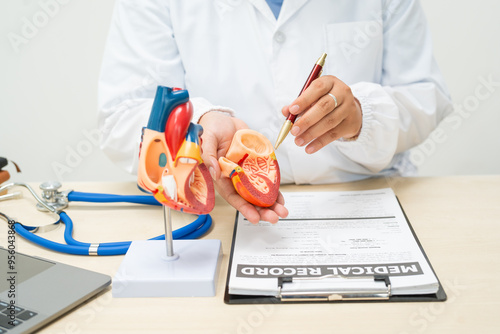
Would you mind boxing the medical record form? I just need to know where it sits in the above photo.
[226,188,442,300]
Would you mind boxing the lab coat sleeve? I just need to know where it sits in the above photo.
[98,0,233,174]
[333,0,453,173]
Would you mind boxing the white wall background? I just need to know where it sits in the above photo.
[1,0,499,184]
[416,0,500,176]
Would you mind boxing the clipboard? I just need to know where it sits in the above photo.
[224,196,447,304]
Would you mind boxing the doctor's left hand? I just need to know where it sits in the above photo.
[281,75,363,154]
[199,112,288,224]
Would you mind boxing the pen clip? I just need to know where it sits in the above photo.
[277,275,391,302]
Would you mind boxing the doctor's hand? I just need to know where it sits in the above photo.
[281,75,363,154]
[199,112,288,224]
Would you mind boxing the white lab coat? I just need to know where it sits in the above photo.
[98,0,453,184]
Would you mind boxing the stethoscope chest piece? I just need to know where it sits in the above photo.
[37,181,70,212]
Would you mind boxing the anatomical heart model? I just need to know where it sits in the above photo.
[219,129,280,207]
[137,86,215,214]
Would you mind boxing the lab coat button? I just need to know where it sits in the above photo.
[274,31,286,44]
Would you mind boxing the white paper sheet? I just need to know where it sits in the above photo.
[228,188,439,297]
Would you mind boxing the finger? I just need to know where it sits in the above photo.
[295,102,349,148]
[281,105,290,117]
[256,208,281,224]
[209,157,221,180]
[275,191,286,206]
[269,201,289,220]
[253,193,289,224]
[214,179,261,224]
[292,92,343,141]
[238,202,262,224]
[257,200,289,224]
[269,192,288,218]
[288,77,335,116]
[304,117,353,154]
[200,132,221,180]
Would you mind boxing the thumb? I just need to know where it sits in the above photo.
[200,131,221,181]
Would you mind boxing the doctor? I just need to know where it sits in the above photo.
[98,0,453,223]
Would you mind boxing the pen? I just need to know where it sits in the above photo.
[274,53,327,150]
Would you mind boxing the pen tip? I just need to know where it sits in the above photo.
[274,120,293,151]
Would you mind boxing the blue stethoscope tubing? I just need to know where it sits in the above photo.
[68,191,161,206]
[12,191,212,256]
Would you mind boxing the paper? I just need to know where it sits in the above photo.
[228,188,439,297]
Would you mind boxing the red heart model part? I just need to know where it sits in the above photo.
[219,129,280,207]
[165,101,193,160]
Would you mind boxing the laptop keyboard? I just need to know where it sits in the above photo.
[0,300,38,332]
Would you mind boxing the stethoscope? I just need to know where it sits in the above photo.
[0,181,212,256]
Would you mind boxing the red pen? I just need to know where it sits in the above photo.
[274,53,327,149]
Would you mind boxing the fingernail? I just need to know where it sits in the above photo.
[289,105,300,114]
[306,145,316,154]
[295,137,304,146]
[209,166,216,180]
[290,126,300,136]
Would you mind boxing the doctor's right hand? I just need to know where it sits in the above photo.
[199,111,288,224]
[281,75,363,154]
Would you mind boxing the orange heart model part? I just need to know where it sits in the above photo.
[219,129,280,207]
[137,86,215,214]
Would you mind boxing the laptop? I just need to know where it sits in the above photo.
[0,247,111,334]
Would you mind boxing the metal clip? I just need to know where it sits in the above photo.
[277,275,391,302]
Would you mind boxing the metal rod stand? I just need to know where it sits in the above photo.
[163,206,179,260]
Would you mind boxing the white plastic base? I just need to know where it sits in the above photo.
[112,239,222,298]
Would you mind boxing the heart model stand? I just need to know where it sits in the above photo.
[112,206,222,298]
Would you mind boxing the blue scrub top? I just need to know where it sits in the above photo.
[266,0,284,19]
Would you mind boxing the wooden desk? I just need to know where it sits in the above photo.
[1,176,499,334]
